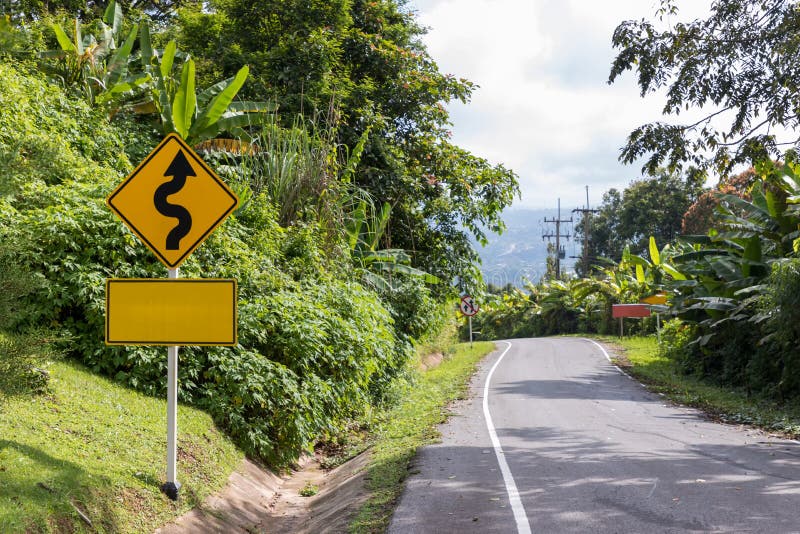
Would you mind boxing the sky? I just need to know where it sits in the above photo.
[409,0,709,212]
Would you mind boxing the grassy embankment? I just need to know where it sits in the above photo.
[348,338,496,533]
[602,335,800,438]
[0,324,496,534]
[0,357,242,533]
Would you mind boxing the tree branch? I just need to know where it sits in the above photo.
[717,118,771,146]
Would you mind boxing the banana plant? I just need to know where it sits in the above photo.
[148,41,273,145]
[43,1,137,102]
[622,236,687,289]
[345,199,439,290]
[664,162,800,343]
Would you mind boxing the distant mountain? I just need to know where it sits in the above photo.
[472,208,579,287]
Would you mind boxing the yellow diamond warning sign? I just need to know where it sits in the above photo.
[107,134,239,269]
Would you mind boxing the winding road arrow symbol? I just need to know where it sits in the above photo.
[155,150,195,250]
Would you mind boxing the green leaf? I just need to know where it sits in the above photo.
[139,19,152,70]
[346,201,366,251]
[160,41,176,82]
[342,127,371,184]
[224,101,274,113]
[389,263,440,284]
[103,0,124,36]
[742,237,762,263]
[621,245,631,266]
[155,44,175,134]
[649,236,661,265]
[51,23,76,52]
[95,73,151,104]
[367,202,391,251]
[662,263,686,281]
[192,113,261,143]
[105,23,138,87]
[627,253,650,267]
[196,77,233,107]
[73,18,84,56]
[362,270,392,291]
[190,65,249,139]
[635,264,645,283]
[172,59,196,139]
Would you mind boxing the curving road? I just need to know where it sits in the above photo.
[388,337,800,533]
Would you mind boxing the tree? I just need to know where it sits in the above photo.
[681,167,757,235]
[609,0,800,176]
[579,169,703,263]
[174,0,519,294]
[2,0,191,23]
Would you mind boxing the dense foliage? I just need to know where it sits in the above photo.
[173,0,520,293]
[470,239,670,341]
[0,0,520,470]
[0,62,445,465]
[598,0,800,400]
[0,247,57,400]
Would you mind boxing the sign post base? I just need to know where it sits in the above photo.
[160,481,181,501]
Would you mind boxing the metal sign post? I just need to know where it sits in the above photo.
[469,315,473,347]
[105,134,240,502]
[162,267,181,500]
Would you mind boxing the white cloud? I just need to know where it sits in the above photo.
[410,0,711,209]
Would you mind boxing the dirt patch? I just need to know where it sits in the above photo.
[156,452,372,533]
[419,352,444,371]
[603,342,631,368]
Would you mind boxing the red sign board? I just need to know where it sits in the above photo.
[612,304,651,318]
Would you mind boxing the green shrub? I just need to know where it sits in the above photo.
[0,209,60,399]
[5,179,406,463]
[0,331,55,398]
[757,259,800,398]
[0,62,129,196]
[379,276,445,343]
[658,318,698,365]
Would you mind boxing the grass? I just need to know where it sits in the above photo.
[599,335,800,438]
[348,340,496,533]
[0,359,243,533]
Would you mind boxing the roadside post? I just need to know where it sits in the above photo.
[459,295,479,346]
[640,293,668,345]
[105,134,239,500]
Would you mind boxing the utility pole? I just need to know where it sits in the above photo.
[542,198,572,279]
[572,186,599,275]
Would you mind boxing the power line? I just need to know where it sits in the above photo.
[542,198,572,278]
[571,186,598,274]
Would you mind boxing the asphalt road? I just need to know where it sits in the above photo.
[388,337,800,533]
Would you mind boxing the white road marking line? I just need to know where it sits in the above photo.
[583,338,648,387]
[647,478,659,498]
[483,341,532,534]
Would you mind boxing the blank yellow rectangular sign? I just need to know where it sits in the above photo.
[106,279,237,346]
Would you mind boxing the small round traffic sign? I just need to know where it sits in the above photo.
[459,295,479,316]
